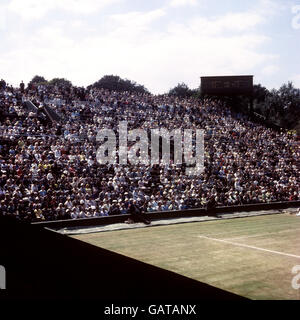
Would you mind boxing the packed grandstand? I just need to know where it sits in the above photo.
[0,79,299,222]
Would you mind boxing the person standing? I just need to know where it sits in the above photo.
[20,81,25,93]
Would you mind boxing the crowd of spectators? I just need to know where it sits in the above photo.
[0,79,299,222]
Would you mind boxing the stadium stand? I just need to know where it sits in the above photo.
[0,80,299,222]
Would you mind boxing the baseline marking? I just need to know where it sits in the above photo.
[197,235,300,259]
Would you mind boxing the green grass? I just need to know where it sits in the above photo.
[72,214,300,300]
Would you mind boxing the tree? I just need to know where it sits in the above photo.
[168,83,194,98]
[49,78,72,88]
[168,82,202,99]
[28,75,48,88]
[253,82,300,130]
[253,84,269,103]
[89,75,149,94]
[275,82,300,128]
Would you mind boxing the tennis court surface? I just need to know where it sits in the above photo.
[72,213,300,300]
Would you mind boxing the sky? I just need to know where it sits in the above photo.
[0,0,300,94]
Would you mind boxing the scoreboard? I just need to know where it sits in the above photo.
[201,75,253,96]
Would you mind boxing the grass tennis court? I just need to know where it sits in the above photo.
[72,214,300,300]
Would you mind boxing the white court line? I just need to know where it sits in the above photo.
[197,235,300,259]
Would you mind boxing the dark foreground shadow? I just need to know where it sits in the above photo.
[0,216,247,301]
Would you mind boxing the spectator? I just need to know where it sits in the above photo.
[0,79,298,222]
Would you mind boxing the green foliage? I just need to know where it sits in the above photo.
[253,84,269,103]
[89,75,149,94]
[254,82,300,130]
[168,82,195,98]
[49,78,72,88]
[28,75,48,87]
[28,76,73,90]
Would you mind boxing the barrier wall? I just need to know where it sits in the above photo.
[32,200,300,230]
